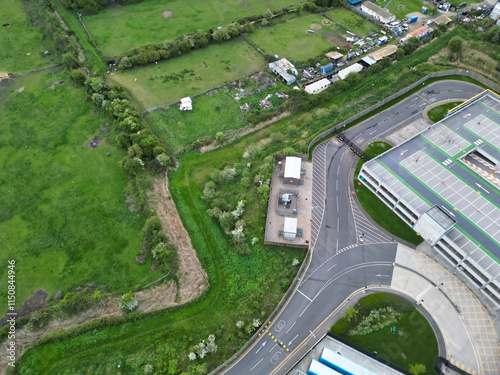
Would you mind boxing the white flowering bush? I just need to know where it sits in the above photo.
[348,307,400,336]
[206,341,218,353]
[231,200,245,219]
[194,341,208,359]
[251,237,259,245]
[231,225,245,244]
[252,319,261,328]
[143,364,153,375]
[243,144,261,159]
[188,352,197,361]
[119,292,139,311]
[292,258,300,266]
[208,334,215,342]
[236,320,245,329]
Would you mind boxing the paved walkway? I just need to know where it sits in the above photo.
[395,245,500,375]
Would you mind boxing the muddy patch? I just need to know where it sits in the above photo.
[322,31,344,45]
[322,19,332,26]
[310,23,322,30]
[83,136,100,148]
[15,87,24,93]
[162,11,173,19]
[0,289,48,327]
[49,80,65,89]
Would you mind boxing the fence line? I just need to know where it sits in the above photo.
[308,69,500,154]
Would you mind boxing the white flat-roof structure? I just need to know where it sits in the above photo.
[325,51,344,60]
[338,63,363,80]
[320,348,378,375]
[359,91,500,308]
[284,156,302,185]
[179,97,192,111]
[361,1,395,24]
[283,217,298,241]
[305,78,331,95]
[368,44,397,61]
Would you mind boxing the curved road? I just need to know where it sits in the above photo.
[221,81,483,375]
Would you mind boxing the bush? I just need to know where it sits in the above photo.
[120,291,139,311]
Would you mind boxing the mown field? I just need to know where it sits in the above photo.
[0,0,56,73]
[386,0,425,20]
[146,90,247,154]
[83,0,297,56]
[331,293,439,374]
[0,71,158,315]
[249,13,343,61]
[109,40,266,111]
[325,6,379,36]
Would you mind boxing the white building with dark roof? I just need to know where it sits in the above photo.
[361,2,395,24]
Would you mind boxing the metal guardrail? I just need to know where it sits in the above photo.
[308,69,500,154]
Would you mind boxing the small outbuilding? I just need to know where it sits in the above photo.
[304,78,331,94]
[360,56,377,68]
[179,97,192,111]
[337,63,363,80]
[325,51,344,62]
[368,44,397,61]
[283,217,298,240]
[283,156,302,185]
[432,15,452,26]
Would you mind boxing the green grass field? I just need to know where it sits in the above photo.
[146,89,247,154]
[0,0,57,73]
[83,0,297,56]
[325,6,379,36]
[249,14,343,61]
[109,40,266,111]
[330,293,439,374]
[386,0,426,20]
[427,101,463,122]
[0,71,159,315]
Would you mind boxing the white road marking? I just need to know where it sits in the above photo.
[285,321,296,334]
[328,263,337,272]
[269,343,277,353]
[337,165,341,175]
[336,196,339,212]
[288,334,298,346]
[250,358,263,371]
[297,289,312,302]
[336,180,338,191]
[337,218,339,233]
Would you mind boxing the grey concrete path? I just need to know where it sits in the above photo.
[395,245,500,375]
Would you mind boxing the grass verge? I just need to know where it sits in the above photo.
[330,293,439,375]
[353,142,423,246]
[427,101,463,122]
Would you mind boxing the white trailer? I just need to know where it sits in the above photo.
[308,359,344,375]
[337,63,363,80]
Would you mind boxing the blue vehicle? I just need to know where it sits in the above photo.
[408,16,418,23]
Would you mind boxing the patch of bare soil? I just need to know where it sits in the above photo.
[83,136,100,148]
[322,19,332,26]
[15,87,24,93]
[152,175,208,303]
[310,23,322,30]
[323,30,344,46]
[0,289,48,328]
[162,11,173,19]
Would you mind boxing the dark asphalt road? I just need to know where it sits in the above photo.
[220,81,484,375]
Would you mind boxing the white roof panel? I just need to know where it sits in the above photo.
[284,217,297,234]
[284,156,302,180]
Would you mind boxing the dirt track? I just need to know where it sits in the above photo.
[0,174,207,374]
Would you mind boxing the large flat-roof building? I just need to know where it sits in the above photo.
[361,1,395,24]
[359,91,500,309]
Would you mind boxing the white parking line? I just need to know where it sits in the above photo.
[251,358,263,371]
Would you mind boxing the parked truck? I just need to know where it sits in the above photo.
[407,16,418,23]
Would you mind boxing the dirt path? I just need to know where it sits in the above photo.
[152,174,208,303]
[0,175,207,374]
